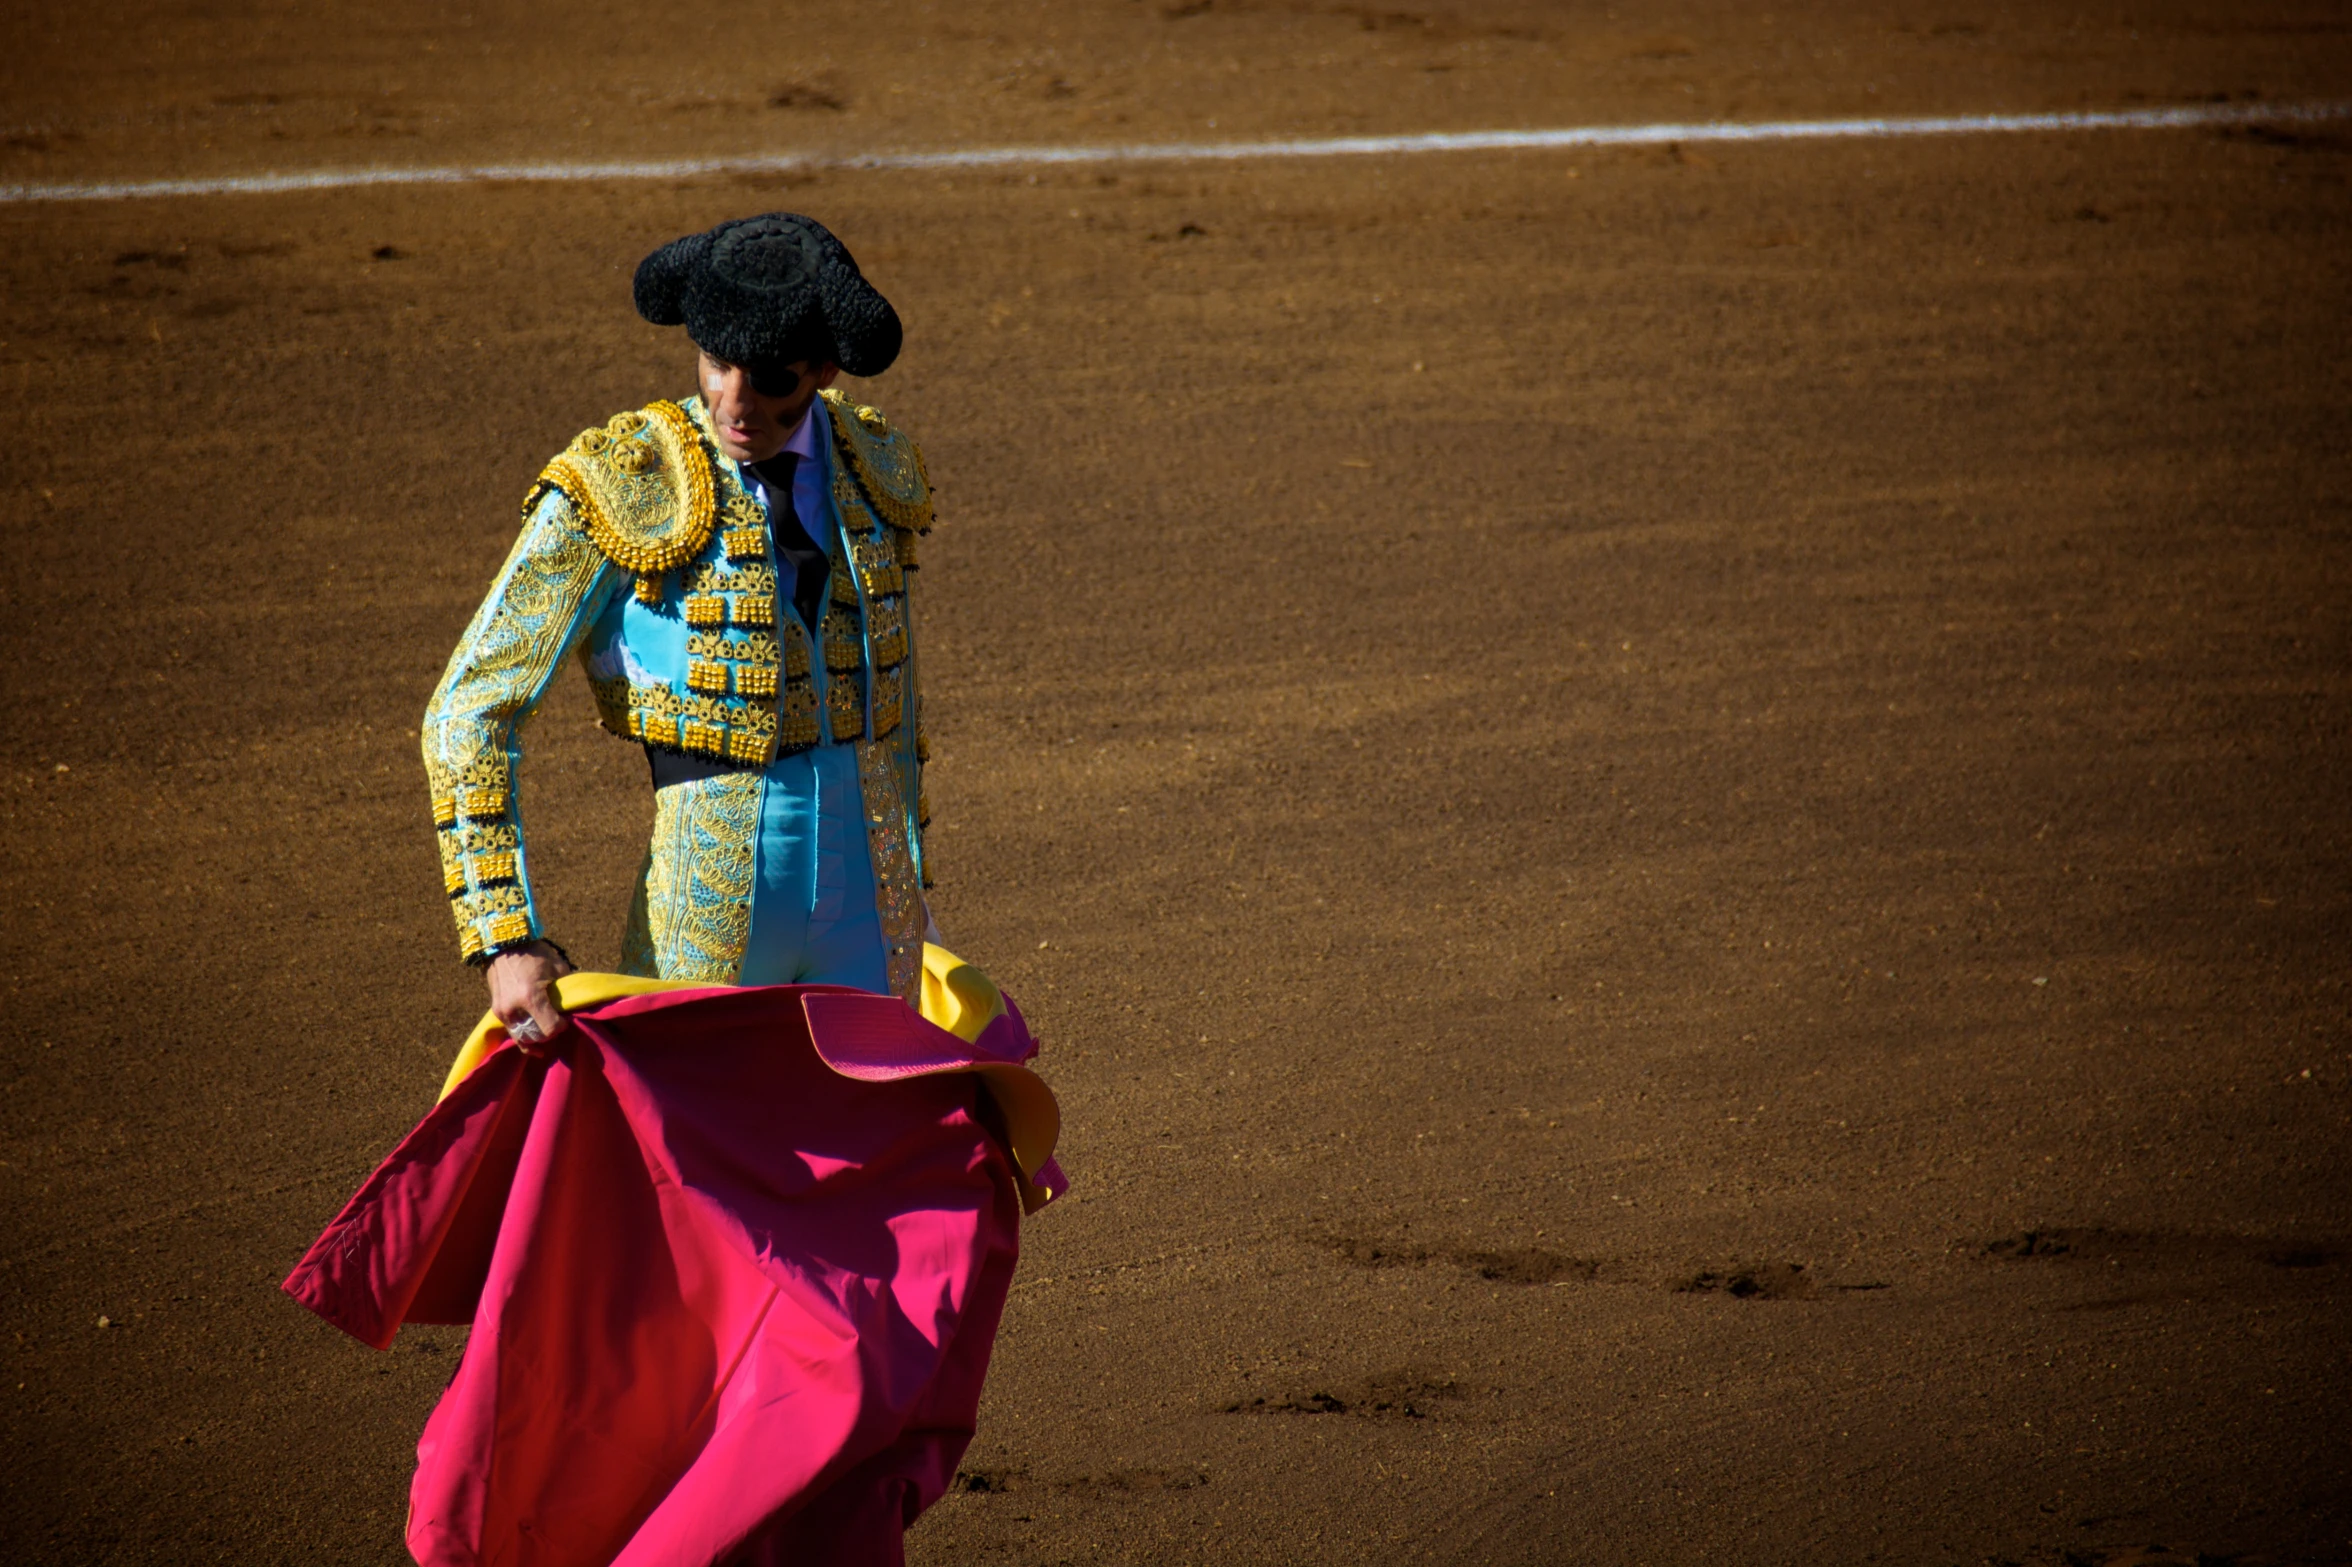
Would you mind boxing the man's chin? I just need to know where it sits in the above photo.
[717,432,783,464]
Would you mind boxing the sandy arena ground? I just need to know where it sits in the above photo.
[3,3,2349,1563]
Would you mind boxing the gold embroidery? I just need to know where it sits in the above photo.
[432,392,935,970]
[822,389,935,535]
[829,677,865,741]
[687,558,779,594]
[643,771,757,981]
[822,610,863,671]
[461,884,530,921]
[684,629,778,663]
[633,573,665,606]
[778,682,819,748]
[458,785,508,821]
[421,478,619,960]
[855,738,926,1003]
[870,663,904,739]
[866,597,908,667]
[725,728,774,765]
[541,400,717,577]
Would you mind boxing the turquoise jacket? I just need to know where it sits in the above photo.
[421,391,934,1000]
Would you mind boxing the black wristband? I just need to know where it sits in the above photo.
[471,936,573,970]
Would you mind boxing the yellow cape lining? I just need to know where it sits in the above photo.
[437,945,1061,1205]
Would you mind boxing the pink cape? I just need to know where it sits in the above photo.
[284,983,1063,1567]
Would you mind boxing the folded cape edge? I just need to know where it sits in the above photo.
[437,944,1064,1211]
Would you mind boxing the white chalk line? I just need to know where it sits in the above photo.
[3,101,2344,205]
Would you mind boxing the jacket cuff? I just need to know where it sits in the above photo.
[432,766,536,961]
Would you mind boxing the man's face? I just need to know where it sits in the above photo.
[698,349,841,464]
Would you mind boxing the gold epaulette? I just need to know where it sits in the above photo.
[821,389,935,536]
[535,401,718,582]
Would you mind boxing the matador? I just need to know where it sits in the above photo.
[422,211,938,1035]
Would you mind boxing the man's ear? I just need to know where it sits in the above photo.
[814,362,843,392]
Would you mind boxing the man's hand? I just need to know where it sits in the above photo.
[486,941,576,1055]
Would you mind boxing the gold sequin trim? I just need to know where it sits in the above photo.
[822,389,934,536]
[460,884,530,922]
[685,594,726,628]
[687,658,729,696]
[854,737,926,1003]
[871,663,905,739]
[724,527,767,562]
[541,401,716,576]
[822,610,863,672]
[459,785,509,822]
[866,597,908,667]
[687,559,776,595]
[828,678,865,740]
[779,683,819,748]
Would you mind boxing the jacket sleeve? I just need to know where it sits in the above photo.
[421,484,621,961]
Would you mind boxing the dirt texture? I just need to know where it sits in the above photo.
[3,2,2350,1564]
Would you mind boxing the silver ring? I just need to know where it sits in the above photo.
[508,1015,547,1044]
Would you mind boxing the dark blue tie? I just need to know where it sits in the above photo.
[751,452,829,633]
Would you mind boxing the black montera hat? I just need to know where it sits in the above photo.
[632,213,902,379]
